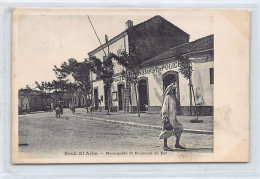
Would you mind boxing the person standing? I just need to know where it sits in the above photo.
[161,83,186,151]
[50,102,54,112]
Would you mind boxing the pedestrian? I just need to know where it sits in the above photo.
[50,102,53,111]
[161,83,186,151]
[58,104,63,115]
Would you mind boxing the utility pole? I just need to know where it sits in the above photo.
[87,15,107,56]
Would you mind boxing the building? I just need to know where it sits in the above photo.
[18,89,44,112]
[138,34,214,116]
[71,91,88,108]
[89,15,190,112]
[18,88,88,113]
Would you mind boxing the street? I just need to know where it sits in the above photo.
[18,109,214,158]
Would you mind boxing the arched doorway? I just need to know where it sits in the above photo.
[118,83,125,111]
[137,78,149,111]
[163,71,180,100]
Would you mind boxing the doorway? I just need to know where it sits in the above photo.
[118,83,125,111]
[163,71,180,99]
[138,78,149,111]
[94,88,99,110]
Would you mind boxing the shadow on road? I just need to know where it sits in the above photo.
[170,147,214,152]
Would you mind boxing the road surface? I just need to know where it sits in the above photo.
[18,109,213,158]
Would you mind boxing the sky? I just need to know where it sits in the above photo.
[17,13,213,89]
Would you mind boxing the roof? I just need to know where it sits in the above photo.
[88,15,189,56]
[141,34,214,66]
[88,31,127,56]
[129,15,189,37]
[18,89,42,96]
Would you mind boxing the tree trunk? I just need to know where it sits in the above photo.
[134,83,140,117]
[86,93,89,113]
[189,79,192,116]
[189,62,192,116]
[191,85,199,122]
[107,86,112,114]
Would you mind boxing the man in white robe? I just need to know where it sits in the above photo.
[161,84,186,151]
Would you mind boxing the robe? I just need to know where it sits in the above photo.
[161,95,183,137]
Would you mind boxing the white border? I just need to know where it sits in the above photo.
[1,0,260,178]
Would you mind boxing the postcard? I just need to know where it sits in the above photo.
[12,9,249,163]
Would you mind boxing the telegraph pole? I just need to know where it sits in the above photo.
[87,16,107,56]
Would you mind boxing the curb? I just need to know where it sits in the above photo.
[19,111,46,117]
[82,116,213,135]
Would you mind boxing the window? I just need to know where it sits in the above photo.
[209,68,214,84]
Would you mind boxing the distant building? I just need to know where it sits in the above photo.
[18,88,88,113]
[18,89,44,112]
[71,91,88,108]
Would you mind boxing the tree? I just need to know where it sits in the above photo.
[43,79,77,107]
[109,46,142,117]
[35,81,49,106]
[176,55,202,123]
[53,58,92,109]
[88,56,114,114]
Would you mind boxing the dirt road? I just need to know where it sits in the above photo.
[18,109,213,158]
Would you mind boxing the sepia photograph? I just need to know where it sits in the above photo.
[12,9,249,163]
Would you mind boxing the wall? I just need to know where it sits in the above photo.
[138,60,187,107]
[92,80,105,108]
[90,34,129,111]
[137,59,214,115]
[90,34,129,81]
[192,61,214,106]
[29,95,44,111]
[18,96,30,111]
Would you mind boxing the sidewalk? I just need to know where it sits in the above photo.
[73,108,213,135]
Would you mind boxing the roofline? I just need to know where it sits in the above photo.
[88,31,127,56]
[129,15,190,37]
[141,34,214,67]
[141,48,214,67]
[161,16,190,37]
[88,15,192,56]
[170,34,213,50]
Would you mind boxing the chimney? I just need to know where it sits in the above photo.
[125,20,133,29]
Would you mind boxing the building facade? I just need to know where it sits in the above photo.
[89,16,214,116]
[89,15,190,112]
[18,89,44,112]
[70,92,88,108]
[137,35,214,115]
[18,89,88,113]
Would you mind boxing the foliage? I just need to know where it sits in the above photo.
[88,55,115,113]
[109,46,142,116]
[176,55,192,80]
[35,79,77,103]
[35,81,48,93]
[88,56,114,88]
[109,45,142,84]
[53,58,92,96]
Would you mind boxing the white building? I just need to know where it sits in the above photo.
[88,16,213,116]
[139,35,214,115]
